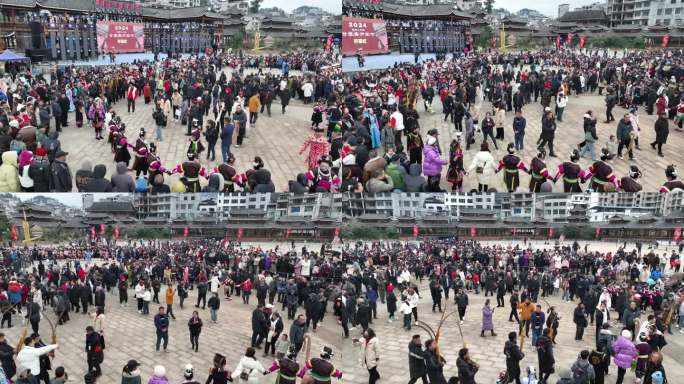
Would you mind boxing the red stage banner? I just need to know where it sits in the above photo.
[96,21,144,53]
[237,228,244,240]
[413,224,419,238]
[341,17,389,56]
[183,227,189,238]
[674,227,681,242]
[580,34,586,49]
[556,35,561,49]
[11,224,17,241]
[662,34,670,48]
[100,224,105,235]
[114,224,119,240]
[91,226,96,239]
[470,227,476,237]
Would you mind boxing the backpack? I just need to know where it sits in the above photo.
[572,363,590,384]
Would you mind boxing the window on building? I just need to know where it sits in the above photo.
[664,18,671,23]
[657,8,663,14]
[676,7,683,13]
[665,8,673,14]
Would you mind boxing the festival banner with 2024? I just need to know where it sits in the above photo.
[341,17,389,56]
[96,21,145,54]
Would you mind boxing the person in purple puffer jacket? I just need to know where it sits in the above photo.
[612,330,637,384]
[148,365,169,384]
[422,135,447,192]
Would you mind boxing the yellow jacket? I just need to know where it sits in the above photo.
[248,95,261,113]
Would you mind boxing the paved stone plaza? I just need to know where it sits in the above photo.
[55,65,684,193]
[2,240,683,384]
[56,68,315,192]
[417,91,682,193]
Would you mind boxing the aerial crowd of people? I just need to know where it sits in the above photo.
[0,48,683,192]
[0,237,680,384]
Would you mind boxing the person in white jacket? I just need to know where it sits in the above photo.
[231,347,266,383]
[358,329,380,384]
[467,142,497,192]
[134,282,145,313]
[15,338,58,377]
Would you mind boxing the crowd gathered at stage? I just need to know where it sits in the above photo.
[0,237,680,384]
[0,49,339,193]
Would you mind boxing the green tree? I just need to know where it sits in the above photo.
[0,214,11,241]
[475,25,494,49]
[485,0,495,14]
[249,0,262,14]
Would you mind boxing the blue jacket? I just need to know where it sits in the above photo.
[154,314,169,332]
[513,116,526,135]
[531,311,545,329]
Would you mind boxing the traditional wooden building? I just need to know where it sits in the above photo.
[558,9,609,27]
[0,0,245,59]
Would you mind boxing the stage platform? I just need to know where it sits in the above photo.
[342,52,449,72]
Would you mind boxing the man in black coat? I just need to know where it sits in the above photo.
[408,335,428,384]
[0,333,16,379]
[58,93,70,128]
[79,281,92,314]
[251,305,269,348]
[651,113,669,157]
[85,326,103,377]
[504,332,524,384]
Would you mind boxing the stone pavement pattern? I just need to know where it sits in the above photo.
[3,240,684,384]
[56,68,315,192]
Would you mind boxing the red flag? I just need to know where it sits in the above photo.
[285,228,292,239]
[10,224,17,241]
[470,227,476,237]
[579,34,586,49]
[556,35,561,49]
[595,227,601,238]
[566,33,573,45]
[91,226,96,239]
[103,0,108,8]
[412,224,419,238]
[334,226,341,238]
[100,224,105,235]
[96,0,101,7]
[114,224,119,240]
[674,227,681,242]
[662,34,670,48]
[237,228,244,240]
[548,227,554,238]
[183,226,189,238]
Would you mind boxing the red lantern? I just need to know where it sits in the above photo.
[579,34,586,49]
[595,227,601,238]
[674,227,681,242]
[662,34,670,48]
[183,226,189,238]
[548,227,554,238]
[10,224,17,241]
[237,228,244,240]
[114,224,119,240]
[97,0,102,7]
[470,227,476,237]
[412,224,419,238]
